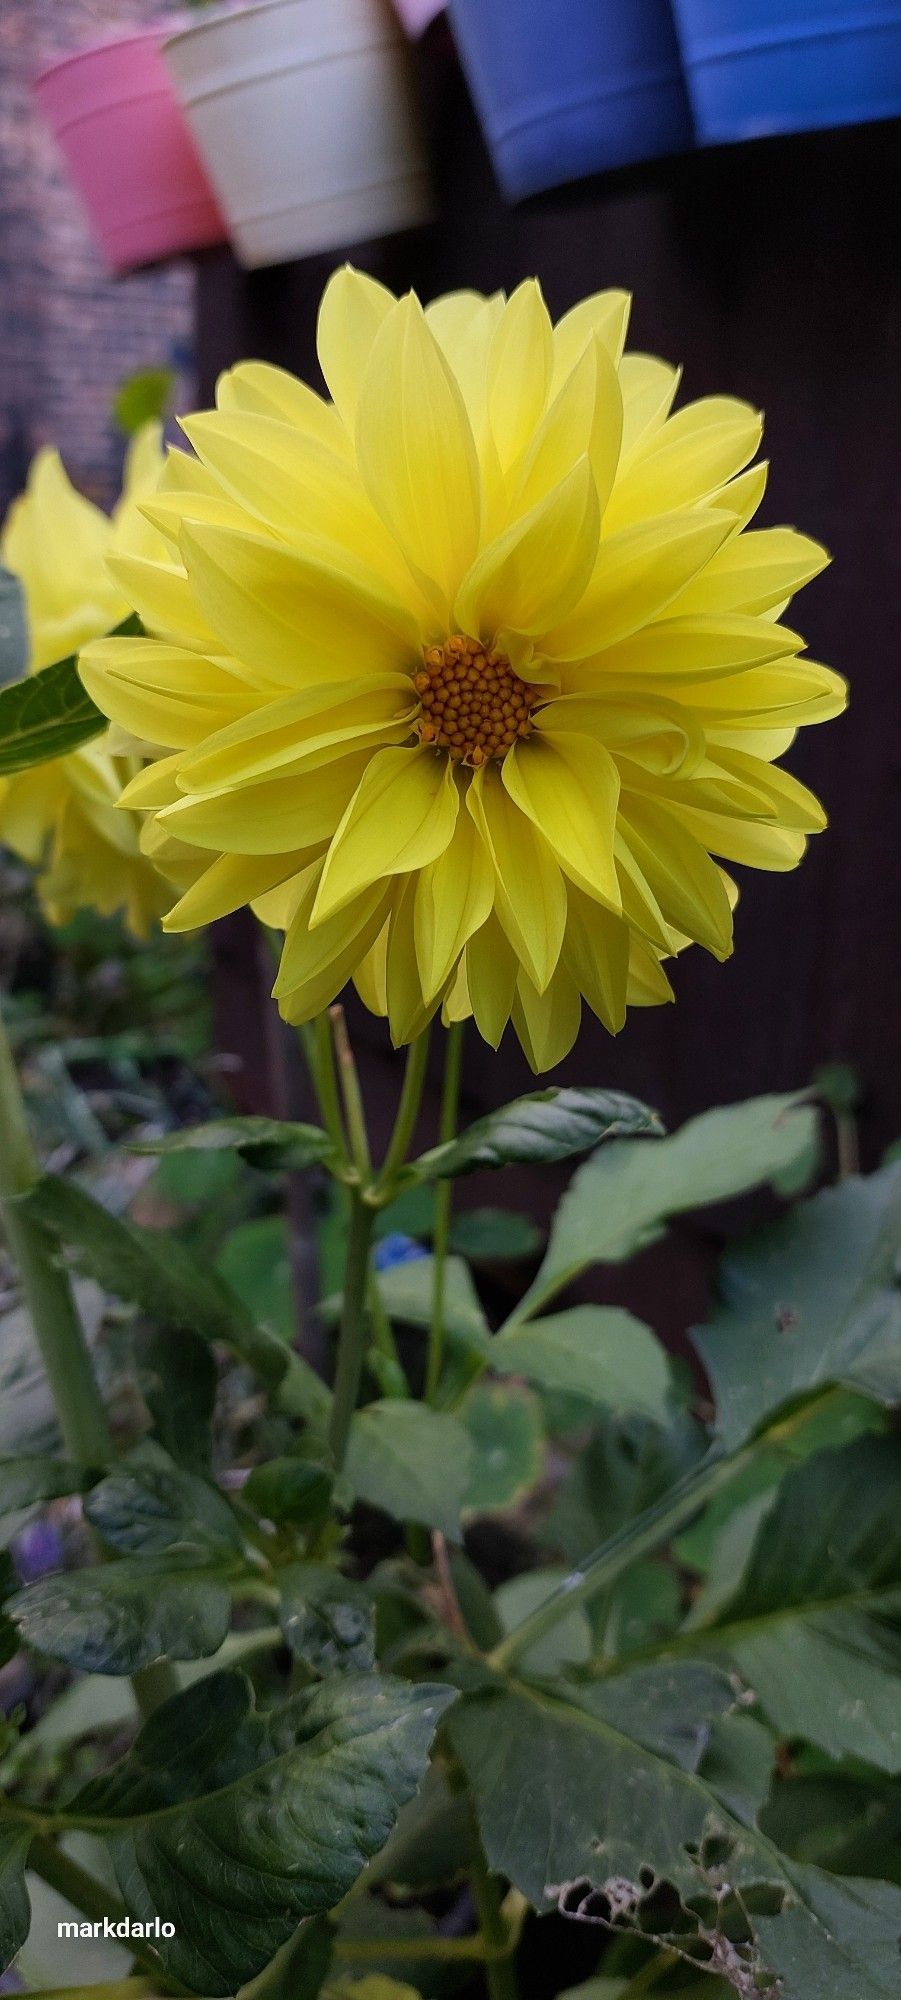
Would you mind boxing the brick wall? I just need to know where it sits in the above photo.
[0,0,195,513]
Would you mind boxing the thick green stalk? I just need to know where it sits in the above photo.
[0,996,178,1715]
[328,1193,377,1467]
[466,1801,520,2000]
[425,1021,464,1402]
[489,1385,842,1672]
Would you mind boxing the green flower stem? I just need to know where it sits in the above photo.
[466,1800,520,2000]
[0,996,178,1718]
[330,1005,372,1180]
[425,1021,465,1403]
[489,1385,842,1673]
[378,1027,431,1190]
[328,1192,377,1468]
[299,1014,347,1160]
[27,1837,189,1995]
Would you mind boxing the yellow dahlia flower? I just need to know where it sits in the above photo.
[0,430,171,935]
[80,270,845,1067]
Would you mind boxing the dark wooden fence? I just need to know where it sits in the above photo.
[197,25,901,1342]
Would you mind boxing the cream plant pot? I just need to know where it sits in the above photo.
[163,0,433,270]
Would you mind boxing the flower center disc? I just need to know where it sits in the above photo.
[414,635,537,768]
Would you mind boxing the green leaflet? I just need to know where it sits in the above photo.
[136,1115,337,1173]
[514,1091,820,1321]
[345,1403,473,1539]
[694,1163,901,1448]
[491,1306,672,1421]
[279,1563,375,1674]
[33,1669,455,1994]
[412,1087,661,1179]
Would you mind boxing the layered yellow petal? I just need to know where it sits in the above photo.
[503,727,620,909]
[313,746,459,923]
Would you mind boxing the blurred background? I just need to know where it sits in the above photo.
[2,0,900,1349]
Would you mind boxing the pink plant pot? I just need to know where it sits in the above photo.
[391,0,444,35]
[34,29,226,275]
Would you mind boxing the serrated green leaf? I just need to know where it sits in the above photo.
[85,1442,243,1560]
[345,1403,473,1539]
[31,1668,455,1993]
[694,1163,901,1449]
[0,1824,31,1975]
[492,1306,671,1421]
[0,566,28,686]
[16,1174,289,1389]
[450,1673,901,1998]
[692,1436,901,1771]
[137,1115,336,1172]
[461,1381,544,1513]
[517,1092,820,1320]
[412,1087,661,1180]
[279,1563,375,1673]
[10,1557,235,1675]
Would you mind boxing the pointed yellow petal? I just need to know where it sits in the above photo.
[385,881,439,1045]
[275,866,391,1023]
[562,883,629,1033]
[313,746,459,924]
[618,796,735,958]
[618,354,680,462]
[464,914,518,1048]
[456,457,599,640]
[118,751,184,810]
[466,763,566,992]
[604,397,762,535]
[163,851,308,931]
[565,611,805,689]
[627,937,675,1007]
[551,290,631,391]
[487,280,553,471]
[512,962,581,1073]
[217,360,347,453]
[105,554,220,653]
[503,730,620,909]
[177,522,417,689]
[175,676,415,793]
[354,924,389,1017]
[79,638,255,750]
[662,801,808,871]
[316,266,396,429]
[710,460,768,530]
[544,510,734,659]
[355,295,481,616]
[668,526,830,618]
[514,336,623,523]
[426,290,504,445]
[668,660,847,728]
[538,693,705,779]
[413,795,494,1001]
[159,750,368,854]
[701,746,827,832]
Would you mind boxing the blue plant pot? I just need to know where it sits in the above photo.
[670,0,901,143]
[447,0,693,200]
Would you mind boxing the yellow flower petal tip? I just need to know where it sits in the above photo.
[78,272,843,1067]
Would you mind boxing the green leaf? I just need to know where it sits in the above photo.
[0,566,28,686]
[412,1087,661,1179]
[17,1174,290,1389]
[492,1306,671,1421]
[133,1321,217,1472]
[330,1254,490,1360]
[10,1557,235,1674]
[461,1381,544,1513]
[0,651,107,775]
[47,1668,455,1993]
[0,1824,31,1975]
[345,1402,473,1539]
[244,1914,334,2000]
[450,1209,543,1261]
[0,1454,95,1515]
[113,365,175,436]
[84,1442,243,1560]
[450,1673,901,1998]
[761,1770,901,1882]
[517,1092,820,1320]
[279,1563,375,1673]
[694,1162,901,1449]
[694,1435,901,1771]
[494,1568,591,1675]
[245,1457,334,1526]
[137,1115,337,1172]
[548,1409,707,1564]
